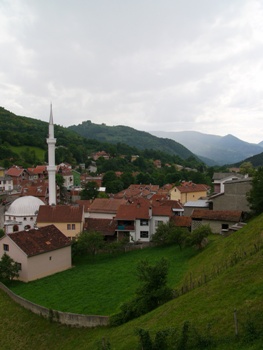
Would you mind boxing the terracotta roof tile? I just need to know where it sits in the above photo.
[191,209,243,222]
[115,203,150,220]
[86,218,117,236]
[37,205,84,223]
[89,198,126,213]
[171,216,192,227]
[8,224,71,257]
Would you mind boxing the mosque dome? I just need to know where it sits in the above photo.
[6,196,45,216]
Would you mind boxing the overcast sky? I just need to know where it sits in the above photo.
[1,0,263,143]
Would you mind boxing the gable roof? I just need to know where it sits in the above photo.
[115,202,150,220]
[86,218,117,236]
[152,206,173,217]
[175,182,210,194]
[37,205,84,223]
[89,198,126,214]
[171,216,192,227]
[6,167,25,177]
[7,224,71,257]
[191,209,243,222]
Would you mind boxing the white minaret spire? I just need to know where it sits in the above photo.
[47,104,57,205]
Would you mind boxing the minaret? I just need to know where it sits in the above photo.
[46,104,57,205]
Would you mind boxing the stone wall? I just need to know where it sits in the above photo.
[0,283,109,328]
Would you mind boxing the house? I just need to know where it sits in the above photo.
[170,181,210,204]
[114,184,159,200]
[0,225,71,282]
[6,166,30,188]
[87,198,126,219]
[86,218,117,241]
[27,165,47,180]
[209,177,252,212]
[191,209,244,234]
[212,173,244,194]
[92,151,110,161]
[36,204,84,239]
[21,181,49,203]
[115,198,178,243]
[183,199,210,216]
[0,175,13,192]
[115,199,151,242]
[171,215,192,231]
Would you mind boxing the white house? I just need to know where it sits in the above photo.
[0,225,72,282]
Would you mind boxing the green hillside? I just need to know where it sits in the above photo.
[1,214,263,349]
[68,120,197,160]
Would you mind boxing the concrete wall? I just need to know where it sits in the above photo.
[191,219,237,234]
[212,179,251,212]
[0,283,109,328]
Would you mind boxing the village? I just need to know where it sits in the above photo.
[0,107,253,284]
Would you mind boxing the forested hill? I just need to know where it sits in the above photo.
[0,107,202,170]
[68,120,196,160]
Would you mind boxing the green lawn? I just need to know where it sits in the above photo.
[10,245,196,315]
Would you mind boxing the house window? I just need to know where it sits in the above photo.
[140,231,149,238]
[140,219,148,226]
[67,224,71,230]
[23,217,27,221]
[72,224,76,230]
[49,256,52,260]
[30,217,34,221]
[3,244,9,252]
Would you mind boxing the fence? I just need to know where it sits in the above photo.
[0,283,109,328]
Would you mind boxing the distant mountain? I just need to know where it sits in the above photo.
[150,130,263,165]
[68,121,197,160]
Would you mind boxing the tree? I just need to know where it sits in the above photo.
[240,162,254,176]
[188,225,211,250]
[0,229,4,239]
[110,258,173,325]
[0,253,19,283]
[151,222,188,250]
[75,230,105,256]
[247,167,263,215]
[80,181,99,200]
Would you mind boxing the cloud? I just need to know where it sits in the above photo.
[0,0,263,143]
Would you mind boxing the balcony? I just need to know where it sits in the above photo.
[117,224,135,231]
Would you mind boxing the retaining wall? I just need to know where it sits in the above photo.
[0,283,109,327]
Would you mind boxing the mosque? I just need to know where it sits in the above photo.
[4,106,57,234]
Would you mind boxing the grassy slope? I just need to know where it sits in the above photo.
[9,246,196,315]
[1,214,263,349]
[10,145,45,162]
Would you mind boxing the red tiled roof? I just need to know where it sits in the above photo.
[86,218,117,236]
[115,203,150,220]
[89,198,126,213]
[171,216,192,227]
[191,209,243,222]
[152,206,173,217]
[37,205,84,223]
[6,167,24,177]
[8,224,71,257]
[176,183,210,194]
[75,200,93,212]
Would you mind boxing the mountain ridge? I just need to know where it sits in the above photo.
[150,130,263,165]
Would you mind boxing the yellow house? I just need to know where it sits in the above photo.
[0,225,71,282]
[37,204,84,239]
[170,181,210,205]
